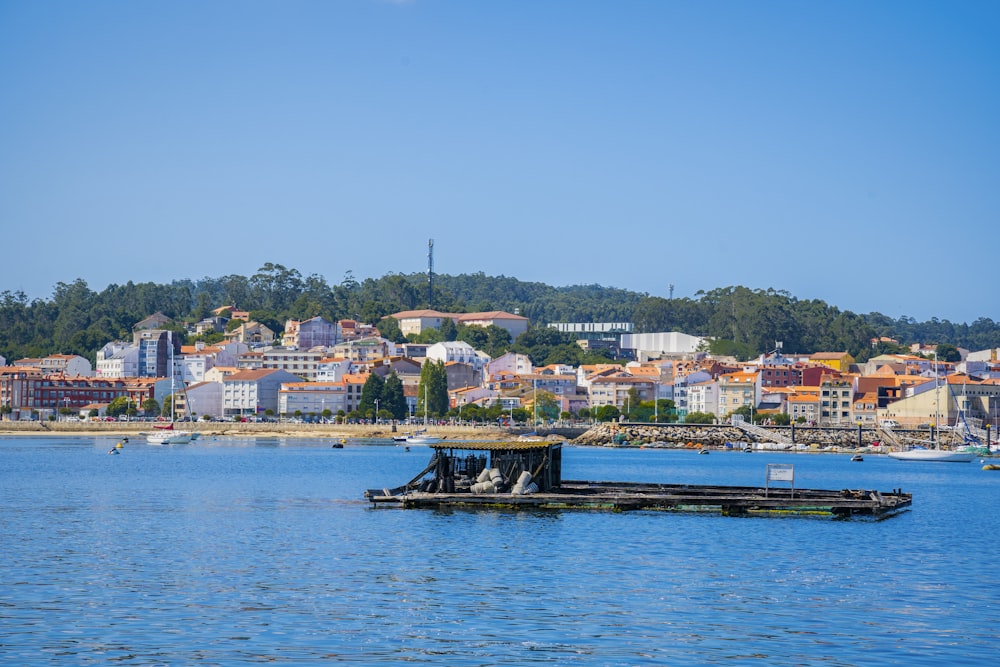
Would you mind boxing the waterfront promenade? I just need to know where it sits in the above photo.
[1,419,977,451]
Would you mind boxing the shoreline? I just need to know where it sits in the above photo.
[0,421,525,441]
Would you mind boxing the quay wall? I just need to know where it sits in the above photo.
[571,422,935,449]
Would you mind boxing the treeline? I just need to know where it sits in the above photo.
[1,265,998,365]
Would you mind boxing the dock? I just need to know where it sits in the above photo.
[365,441,912,518]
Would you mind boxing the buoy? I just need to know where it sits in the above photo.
[116,441,124,449]
[108,448,119,455]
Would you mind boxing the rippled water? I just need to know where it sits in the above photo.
[2,436,998,665]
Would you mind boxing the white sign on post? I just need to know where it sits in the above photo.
[765,464,795,497]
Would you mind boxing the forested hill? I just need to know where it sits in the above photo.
[1,265,998,363]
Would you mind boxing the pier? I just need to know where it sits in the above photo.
[365,441,912,518]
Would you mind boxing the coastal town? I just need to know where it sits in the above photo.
[2,306,999,448]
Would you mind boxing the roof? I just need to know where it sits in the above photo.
[430,440,561,452]
[391,309,529,322]
[456,311,528,322]
[391,309,449,319]
[810,352,852,360]
[223,369,295,382]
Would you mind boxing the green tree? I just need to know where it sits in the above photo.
[106,396,129,417]
[359,373,385,418]
[142,398,160,416]
[382,371,408,420]
[532,390,560,424]
[729,404,758,423]
[594,404,620,422]
[439,317,458,342]
[377,317,406,344]
[684,411,716,424]
[935,343,961,362]
[417,360,449,419]
[653,399,677,423]
[414,328,444,344]
[161,394,174,417]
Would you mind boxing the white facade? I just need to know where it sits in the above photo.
[180,381,224,419]
[426,341,487,374]
[687,380,719,417]
[487,352,534,377]
[179,354,213,385]
[331,337,396,364]
[223,369,302,418]
[278,382,348,417]
[620,332,705,357]
[96,343,140,378]
[37,354,94,377]
[316,358,354,382]
[283,317,342,349]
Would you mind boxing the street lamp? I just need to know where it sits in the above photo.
[374,398,379,423]
[653,382,659,423]
[533,379,537,426]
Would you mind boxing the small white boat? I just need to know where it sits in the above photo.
[405,434,440,445]
[887,448,975,462]
[147,430,193,445]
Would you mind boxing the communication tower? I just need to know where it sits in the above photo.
[427,238,434,307]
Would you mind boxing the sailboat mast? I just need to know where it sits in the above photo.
[934,351,940,448]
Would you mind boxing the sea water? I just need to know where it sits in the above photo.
[1,436,998,666]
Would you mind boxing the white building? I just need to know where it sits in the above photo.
[96,342,139,378]
[487,352,534,377]
[391,309,529,340]
[620,332,705,359]
[426,341,488,376]
[30,354,94,377]
[283,316,342,349]
[223,369,302,419]
[316,357,354,382]
[331,337,396,364]
[178,381,224,420]
[672,370,712,418]
[278,381,348,417]
[687,379,719,417]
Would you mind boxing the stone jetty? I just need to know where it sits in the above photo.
[572,422,893,449]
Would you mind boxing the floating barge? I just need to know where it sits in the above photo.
[365,441,912,518]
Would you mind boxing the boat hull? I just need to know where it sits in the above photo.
[147,431,193,445]
[405,436,440,445]
[888,449,976,462]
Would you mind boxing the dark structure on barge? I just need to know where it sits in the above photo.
[365,441,912,518]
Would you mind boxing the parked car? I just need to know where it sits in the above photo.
[880,419,899,429]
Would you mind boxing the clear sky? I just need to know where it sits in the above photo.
[1,1,997,324]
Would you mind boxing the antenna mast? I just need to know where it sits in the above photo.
[427,238,434,308]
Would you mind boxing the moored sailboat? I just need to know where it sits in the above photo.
[147,332,192,445]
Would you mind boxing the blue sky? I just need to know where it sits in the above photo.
[1,1,997,324]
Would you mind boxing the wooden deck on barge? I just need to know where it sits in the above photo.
[364,441,912,518]
[367,482,911,517]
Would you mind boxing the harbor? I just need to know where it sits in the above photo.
[365,440,913,517]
